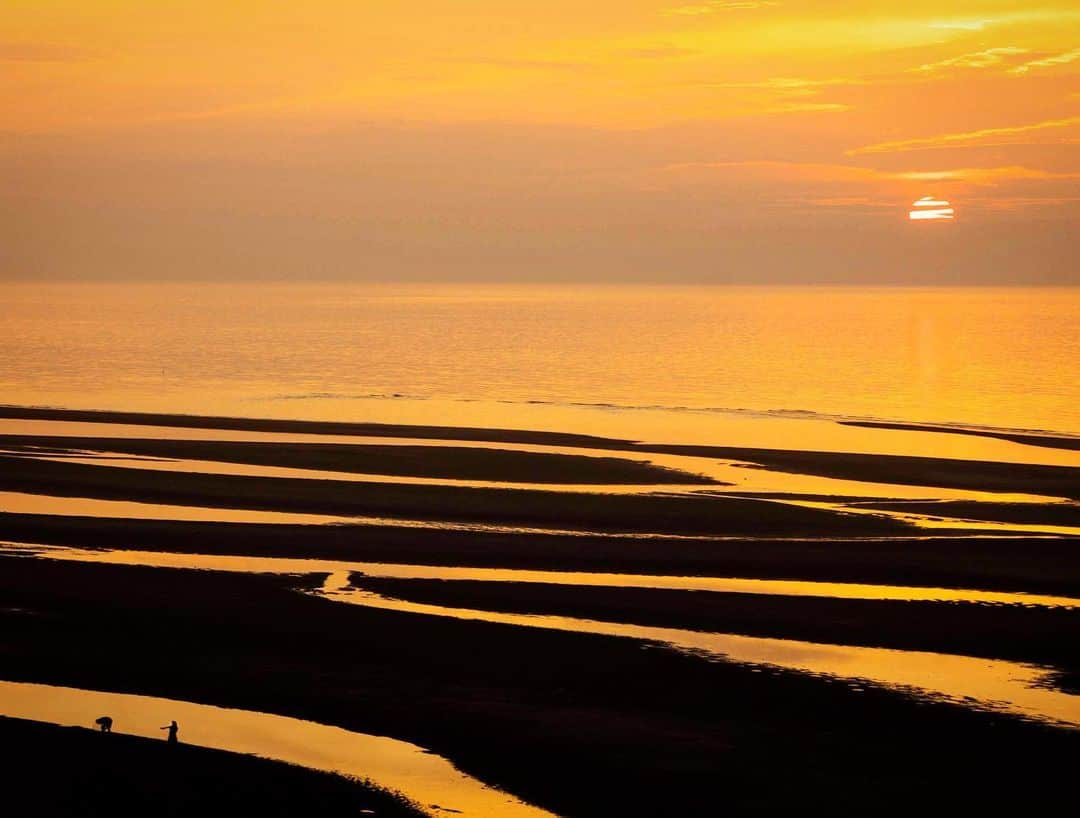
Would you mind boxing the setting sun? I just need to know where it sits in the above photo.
[909,195,956,221]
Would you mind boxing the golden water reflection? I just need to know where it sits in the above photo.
[1,413,1078,469]
[3,285,1078,446]
[5,544,1076,727]
[8,442,1069,505]
[4,416,1076,538]
[8,545,1075,609]
[0,491,361,526]
[0,680,555,818]
[321,575,1080,729]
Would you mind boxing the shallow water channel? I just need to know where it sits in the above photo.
[6,543,1079,728]
[0,680,556,818]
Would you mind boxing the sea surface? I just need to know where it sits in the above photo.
[1,282,1077,446]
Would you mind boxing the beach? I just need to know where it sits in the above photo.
[1,402,1077,816]
[3,716,426,818]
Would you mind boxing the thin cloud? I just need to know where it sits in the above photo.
[439,57,590,72]
[655,160,1080,216]
[928,10,1080,31]
[765,102,849,114]
[694,76,856,112]
[848,116,1080,155]
[911,47,1028,73]
[657,160,883,182]
[658,160,1080,187]
[805,196,897,209]
[1009,48,1080,74]
[964,195,1080,211]
[665,2,778,16]
[703,76,856,90]
[928,19,997,31]
[894,166,1080,185]
[622,46,700,60]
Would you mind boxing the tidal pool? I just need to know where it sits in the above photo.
[0,680,556,818]
[319,574,1080,729]
[7,543,1077,608]
[4,543,1077,728]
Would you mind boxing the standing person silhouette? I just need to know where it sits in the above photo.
[160,720,179,744]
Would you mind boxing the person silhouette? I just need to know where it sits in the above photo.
[160,720,179,744]
[94,716,112,733]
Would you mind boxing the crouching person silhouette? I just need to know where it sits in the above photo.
[160,720,179,744]
[94,716,112,733]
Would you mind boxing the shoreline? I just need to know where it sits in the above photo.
[0,455,910,537]
[2,404,1078,815]
[3,405,1076,499]
[3,557,1077,817]
[1,716,425,818]
[0,404,634,448]
[841,420,1080,452]
[4,513,1078,594]
[352,575,1080,672]
[0,433,714,485]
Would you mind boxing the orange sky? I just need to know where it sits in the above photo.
[2,1,1077,281]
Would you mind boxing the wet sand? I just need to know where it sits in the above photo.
[0,405,630,448]
[2,557,1077,818]
[2,716,424,818]
[2,407,1078,816]
[0,455,908,537]
[647,444,1080,499]
[352,576,1080,671]
[4,406,1076,497]
[4,512,1078,594]
[858,499,1080,527]
[0,434,714,485]
[1,677,554,818]
[841,420,1080,452]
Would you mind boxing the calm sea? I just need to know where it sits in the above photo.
[2,283,1077,447]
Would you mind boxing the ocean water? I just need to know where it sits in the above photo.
[2,282,1077,445]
